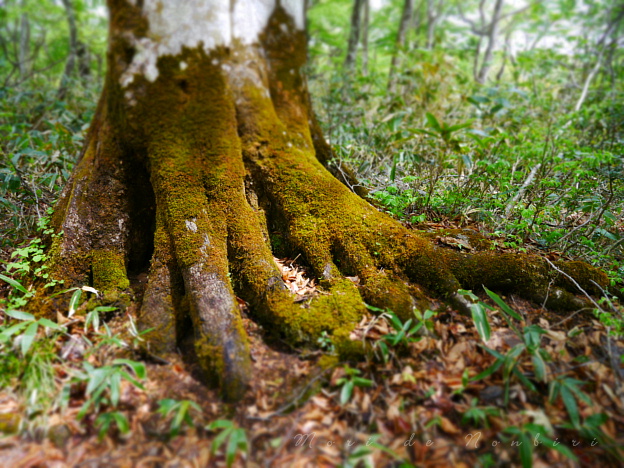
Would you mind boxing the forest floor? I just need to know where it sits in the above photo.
[1,219,624,468]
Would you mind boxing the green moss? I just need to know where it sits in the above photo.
[417,229,493,251]
[0,413,20,435]
[254,279,365,361]
[359,269,415,321]
[91,249,129,291]
[194,336,222,388]
[317,354,339,369]
[333,327,366,361]
[140,299,176,353]
[542,288,585,310]
[399,236,461,297]
[555,260,609,295]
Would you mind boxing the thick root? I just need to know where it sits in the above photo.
[137,208,179,355]
[150,152,252,401]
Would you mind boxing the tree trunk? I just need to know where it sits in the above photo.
[18,10,30,77]
[361,0,370,75]
[574,5,624,112]
[476,0,504,84]
[344,0,365,71]
[425,0,436,50]
[58,0,78,99]
[77,41,91,80]
[495,28,512,83]
[388,0,414,92]
[46,0,614,402]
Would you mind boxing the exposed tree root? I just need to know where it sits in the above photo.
[40,28,616,401]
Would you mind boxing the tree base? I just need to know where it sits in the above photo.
[41,39,616,401]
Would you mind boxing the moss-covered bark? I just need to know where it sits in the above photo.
[42,2,617,401]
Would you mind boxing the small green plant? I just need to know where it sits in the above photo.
[342,444,375,468]
[3,213,63,291]
[413,112,473,146]
[559,413,619,459]
[593,303,624,338]
[316,330,336,354]
[95,411,130,440]
[0,310,61,423]
[549,377,591,429]
[463,288,552,404]
[0,274,34,309]
[0,217,65,309]
[502,423,578,468]
[84,306,118,333]
[72,358,146,420]
[48,285,101,318]
[458,289,494,343]
[0,309,64,355]
[367,304,436,363]
[461,398,500,428]
[335,365,373,405]
[206,419,249,468]
[157,398,202,437]
[342,435,407,468]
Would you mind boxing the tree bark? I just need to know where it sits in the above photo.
[344,0,365,71]
[18,10,30,77]
[388,0,414,92]
[574,5,624,112]
[58,0,78,99]
[476,0,503,84]
[361,0,370,75]
[45,0,615,402]
[425,0,438,50]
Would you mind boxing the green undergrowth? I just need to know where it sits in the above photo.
[0,84,99,249]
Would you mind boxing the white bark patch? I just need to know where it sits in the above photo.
[120,0,305,88]
[185,219,198,232]
[232,0,275,44]
[281,0,305,29]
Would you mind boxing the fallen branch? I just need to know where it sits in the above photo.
[504,164,541,217]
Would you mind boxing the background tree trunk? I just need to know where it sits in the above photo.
[361,0,370,75]
[18,9,30,77]
[574,5,624,111]
[58,0,78,99]
[476,0,503,84]
[344,0,365,71]
[388,0,414,92]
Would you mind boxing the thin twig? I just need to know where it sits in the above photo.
[554,212,594,248]
[246,367,333,421]
[541,279,555,310]
[552,307,593,328]
[543,257,603,312]
[604,236,624,255]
